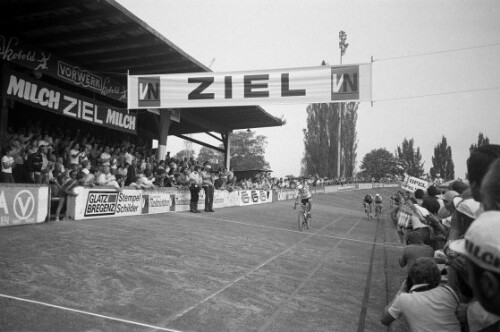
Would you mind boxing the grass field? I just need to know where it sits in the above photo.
[0,188,408,332]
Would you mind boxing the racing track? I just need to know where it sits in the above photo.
[0,187,407,332]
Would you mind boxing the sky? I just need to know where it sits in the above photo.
[117,0,500,179]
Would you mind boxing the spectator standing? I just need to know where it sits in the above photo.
[54,170,79,221]
[68,142,81,170]
[1,147,16,183]
[124,155,137,187]
[177,167,197,213]
[27,144,48,183]
[188,165,203,213]
[201,163,215,212]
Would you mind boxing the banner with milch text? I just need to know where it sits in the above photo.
[128,64,372,109]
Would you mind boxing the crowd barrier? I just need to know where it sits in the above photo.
[0,182,400,226]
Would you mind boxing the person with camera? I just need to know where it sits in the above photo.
[187,164,203,213]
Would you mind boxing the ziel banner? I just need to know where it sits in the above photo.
[128,64,372,109]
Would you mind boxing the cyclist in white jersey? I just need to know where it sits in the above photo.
[294,178,312,216]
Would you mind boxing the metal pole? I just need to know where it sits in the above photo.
[337,50,342,179]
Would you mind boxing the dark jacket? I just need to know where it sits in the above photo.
[27,152,43,172]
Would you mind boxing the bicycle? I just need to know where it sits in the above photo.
[375,204,383,220]
[294,202,311,231]
[364,203,372,219]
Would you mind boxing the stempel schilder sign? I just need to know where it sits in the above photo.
[85,191,141,217]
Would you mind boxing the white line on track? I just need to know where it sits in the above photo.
[156,215,346,326]
[258,217,364,332]
[177,213,403,249]
[0,293,185,332]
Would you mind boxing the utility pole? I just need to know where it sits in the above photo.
[337,30,349,179]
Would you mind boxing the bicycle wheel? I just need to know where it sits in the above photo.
[298,211,305,231]
[305,213,311,230]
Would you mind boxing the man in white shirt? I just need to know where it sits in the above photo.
[1,147,16,183]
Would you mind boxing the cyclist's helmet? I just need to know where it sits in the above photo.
[375,193,380,197]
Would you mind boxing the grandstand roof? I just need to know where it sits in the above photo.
[0,0,283,135]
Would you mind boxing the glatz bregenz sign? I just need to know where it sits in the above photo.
[127,64,372,109]
[4,70,136,134]
[0,33,127,103]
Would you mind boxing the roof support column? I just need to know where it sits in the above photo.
[0,63,9,151]
[157,109,172,161]
[222,132,231,170]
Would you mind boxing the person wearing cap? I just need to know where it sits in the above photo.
[443,198,482,310]
[201,163,215,212]
[437,190,460,220]
[381,257,461,331]
[450,211,500,330]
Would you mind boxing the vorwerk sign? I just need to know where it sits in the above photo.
[128,64,372,109]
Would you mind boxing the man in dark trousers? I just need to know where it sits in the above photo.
[124,154,137,187]
[201,162,215,212]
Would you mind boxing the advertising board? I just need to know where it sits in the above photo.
[141,189,174,214]
[69,187,142,220]
[0,186,48,227]
[401,176,429,193]
[238,190,272,206]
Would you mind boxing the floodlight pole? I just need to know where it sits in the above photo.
[337,31,348,179]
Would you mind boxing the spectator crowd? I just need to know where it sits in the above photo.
[382,144,500,332]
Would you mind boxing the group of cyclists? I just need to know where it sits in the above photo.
[363,193,384,219]
[290,176,386,231]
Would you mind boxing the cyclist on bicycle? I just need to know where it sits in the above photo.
[294,178,312,216]
[363,194,373,218]
[374,193,384,216]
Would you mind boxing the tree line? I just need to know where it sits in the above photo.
[358,133,490,181]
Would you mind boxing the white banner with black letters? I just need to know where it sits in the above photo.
[127,64,372,109]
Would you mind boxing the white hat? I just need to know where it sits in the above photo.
[449,211,500,273]
[456,198,481,219]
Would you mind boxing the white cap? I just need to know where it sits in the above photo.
[449,211,500,274]
[297,184,304,190]
[456,198,481,219]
